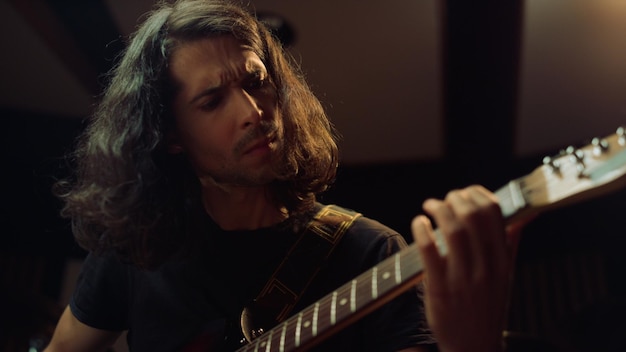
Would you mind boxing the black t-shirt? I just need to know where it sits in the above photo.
[70,204,436,351]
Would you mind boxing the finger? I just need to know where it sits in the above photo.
[446,188,488,270]
[411,215,446,293]
[422,195,472,280]
[464,186,509,278]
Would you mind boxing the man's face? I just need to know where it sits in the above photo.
[168,36,282,187]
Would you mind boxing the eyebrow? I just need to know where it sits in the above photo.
[187,67,267,105]
[188,85,221,105]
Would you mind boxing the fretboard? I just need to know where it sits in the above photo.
[236,242,425,352]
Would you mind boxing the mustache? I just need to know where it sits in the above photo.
[234,121,279,154]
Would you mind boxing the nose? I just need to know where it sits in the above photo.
[232,88,263,129]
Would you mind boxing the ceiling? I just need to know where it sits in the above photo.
[3,0,625,168]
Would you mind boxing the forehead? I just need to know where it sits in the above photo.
[168,36,266,89]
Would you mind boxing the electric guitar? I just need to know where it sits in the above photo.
[192,127,626,352]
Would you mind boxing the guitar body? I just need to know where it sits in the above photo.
[240,301,282,344]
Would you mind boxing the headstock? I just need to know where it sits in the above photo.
[509,126,626,219]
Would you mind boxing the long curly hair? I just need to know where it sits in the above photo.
[55,0,339,268]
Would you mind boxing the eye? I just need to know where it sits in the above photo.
[199,96,221,111]
[245,72,269,91]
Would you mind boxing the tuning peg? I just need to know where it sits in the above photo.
[562,146,588,178]
[542,155,560,173]
[617,126,626,146]
[591,137,609,157]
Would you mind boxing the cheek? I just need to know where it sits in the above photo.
[174,111,225,151]
[181,127,225,158]
[181,135,226,175]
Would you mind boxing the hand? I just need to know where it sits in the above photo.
[411,185,520,352]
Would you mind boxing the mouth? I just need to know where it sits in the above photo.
[243,135,275,155]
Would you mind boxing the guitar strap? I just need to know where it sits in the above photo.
[246,204,361,329]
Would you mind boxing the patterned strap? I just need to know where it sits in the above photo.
[254,204,361,322]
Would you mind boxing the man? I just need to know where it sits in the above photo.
[45,0,520,351]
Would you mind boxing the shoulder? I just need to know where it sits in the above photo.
[314,203,408,268]
[316,203,405,246]
[350,214,402,239]
[346,214,408,258]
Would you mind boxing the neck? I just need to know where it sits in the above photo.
[201,180,287,231]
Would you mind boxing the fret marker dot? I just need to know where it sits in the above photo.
[304,321,311,328]
[340,298,348,305]
[382,272,391,280]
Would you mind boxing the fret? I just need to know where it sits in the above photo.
[376,261,394,296]
[294,312,303,348]
[292,302,312,347]
[350,279,357,312]
[252,335,261,352]
[330,291,337,325]
[394,252,401,284]
[264,330,272,352]
[312,302,319,337]
[372,266,378,299]
[298,310,314,346]
[317,295,333,334]
[279,321,287,352]
[335,286,352,325]
[495,179,527,219]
